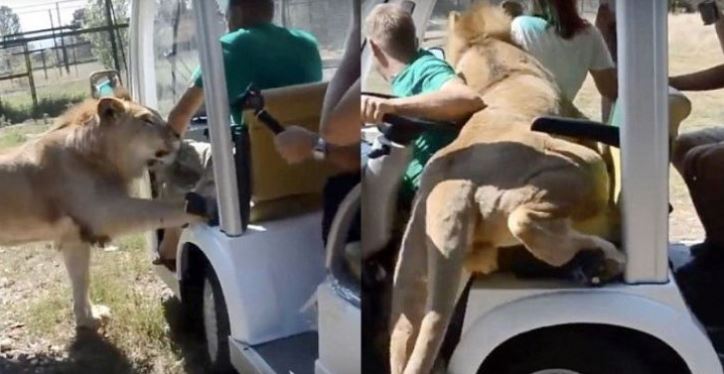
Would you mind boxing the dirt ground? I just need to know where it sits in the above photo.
[0,11,722,374]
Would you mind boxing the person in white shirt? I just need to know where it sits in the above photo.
[510,0,617,105]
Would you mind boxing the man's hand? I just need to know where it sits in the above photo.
[361,95,395,124]
[274,126,319,164]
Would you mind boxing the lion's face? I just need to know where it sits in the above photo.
[96,97,181,171]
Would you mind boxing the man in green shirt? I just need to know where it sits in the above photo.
[167,0,322,135]
[361,3,485,257]
[156,0,322,263]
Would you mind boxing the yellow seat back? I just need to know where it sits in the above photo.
[243,82,336,222]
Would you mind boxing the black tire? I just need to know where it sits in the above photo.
[487,331,653,374]
[202,265,235,373]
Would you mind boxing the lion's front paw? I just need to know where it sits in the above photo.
[76,304,111,330]
[567,245,624,287]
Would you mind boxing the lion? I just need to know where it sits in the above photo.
[0,96,205,329]
[388,4,624,374]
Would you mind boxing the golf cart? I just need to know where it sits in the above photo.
[126,1,360,373]
[361,0,723,373]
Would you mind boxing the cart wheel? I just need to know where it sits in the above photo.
[488,331,654,374]
[202,266,234,373]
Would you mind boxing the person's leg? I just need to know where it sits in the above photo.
[361,138,412,259]
[674,130,724,326]
[672,127,724,176]
[680,139,724,249]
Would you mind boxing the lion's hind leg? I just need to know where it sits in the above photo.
[390,193,428,374]
[507,204,625,285]
[399,180,476,374]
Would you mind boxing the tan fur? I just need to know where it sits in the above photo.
[389,4,624,373]
[0,97,203,329]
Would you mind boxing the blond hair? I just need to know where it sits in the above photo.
[364,4,417,59]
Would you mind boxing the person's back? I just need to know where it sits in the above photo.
[512,15,613,101]
[197,22,323,125]
[223,23,321,91]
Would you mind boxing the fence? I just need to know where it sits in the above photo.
[0,0,128,125]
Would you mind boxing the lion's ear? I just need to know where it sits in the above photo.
[97,97,125,122]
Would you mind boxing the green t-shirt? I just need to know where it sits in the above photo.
[191,23,323,130]
[391,49,457,202]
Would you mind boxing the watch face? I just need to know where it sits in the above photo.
[312,138,327,160]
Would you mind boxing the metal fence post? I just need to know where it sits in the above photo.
[22,43,38,113]
[105,0,121,72]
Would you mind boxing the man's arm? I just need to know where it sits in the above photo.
[168,85,205,136]
[274,125,359,171]
[361,78,485,125]
[320,79,360,146]
[668,10,724,92]
[325,144,361,171]
[670,64,724,91]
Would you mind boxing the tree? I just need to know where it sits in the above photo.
[82,0,129,70]
[71,9,86,29]
[0,6,21,39]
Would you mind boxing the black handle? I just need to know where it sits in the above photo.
[531,116,620,148]
[378,114,458,145]
[256,109,285,134]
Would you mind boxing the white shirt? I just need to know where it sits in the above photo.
[511,15,615,101]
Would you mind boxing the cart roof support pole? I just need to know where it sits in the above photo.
[619,0,669,283]
[193,0,243,236]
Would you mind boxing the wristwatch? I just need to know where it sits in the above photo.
[312,137,327,161]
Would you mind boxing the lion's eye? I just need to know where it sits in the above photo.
[144,118,155,126]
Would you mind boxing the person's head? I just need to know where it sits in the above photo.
[226,0,274,31]
[533,0,588,39]
[364,4,418,80]
[501,0,524,18]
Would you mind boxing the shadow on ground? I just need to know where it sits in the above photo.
[0,298,211,374]
[0,329,132,374]
[163,296,209,374]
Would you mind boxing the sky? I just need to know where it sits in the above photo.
[3,0,85,33]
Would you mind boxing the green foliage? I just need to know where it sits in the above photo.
[82,0,130,69]
[0,94,85,124]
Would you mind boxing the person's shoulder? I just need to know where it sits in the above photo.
[287,27,319,46]
[410,50,455,79]
[573,24,607,46]
[220,28,252,46]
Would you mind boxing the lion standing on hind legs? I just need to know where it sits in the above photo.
[388,4,625,374]
[0,96,206,330]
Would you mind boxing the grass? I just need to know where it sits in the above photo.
[0,123,51,148]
